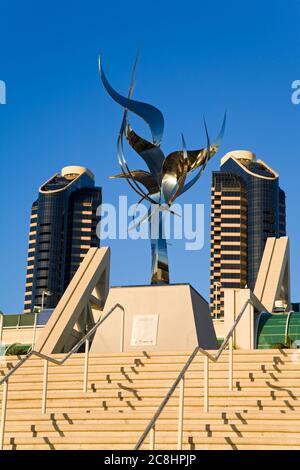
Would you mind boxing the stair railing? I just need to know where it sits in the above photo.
[135,296,259,450]
[0,302,125,450]
[0,312,3,344]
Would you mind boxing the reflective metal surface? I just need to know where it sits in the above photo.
[99,56,164,146]
[99,55,225,285]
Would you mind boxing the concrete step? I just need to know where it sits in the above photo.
[4,408,300,420]
[4,421,300,434]
[2,349,300,450]
[4,434,300,448]
[0,353,295,367]
[1,349,296,362]
[3,398,299,413]
[2,386,299,401]
[1,352,298,369]
[4,442,299,450]
[4,365,300,383]
[5,376,300,396]
[2,364,299,385]
[1,368,290,382]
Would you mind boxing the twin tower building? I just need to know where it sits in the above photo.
[24,152,286,317]
[24,166,101,314]
[210,151,286,317]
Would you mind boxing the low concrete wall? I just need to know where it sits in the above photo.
[223,289,255,349]
[1,327,43,346]
[91,284,218,353]
[213,320,225,340]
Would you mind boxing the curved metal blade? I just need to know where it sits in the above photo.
[215,111,226,147]
[110,170,160,194]
[167,112,226,175]
[125,124,165,180]
[99,55,164,145]
[180,120,211,196]
[113,57,160,205]
[161,134,188,204]
[116,126,152,201]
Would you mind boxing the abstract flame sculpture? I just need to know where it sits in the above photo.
[99,55,225,285]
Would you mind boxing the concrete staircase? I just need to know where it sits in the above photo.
[1,349,300,450]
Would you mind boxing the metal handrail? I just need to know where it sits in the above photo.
[0,312,3,344]
[134,296,258,450]
[0,302,125,450]
[0,302,124,385]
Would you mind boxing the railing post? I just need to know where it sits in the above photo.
[149,426,155,450]
[120,308,124,353]
[229,336,233,391]
[42,360,48,414]
[0,314,3,344]
[0,379,8,450]
[177,375,185,450]
[204,355,209,413]
[31,312,38,350]
[83,337,90,392]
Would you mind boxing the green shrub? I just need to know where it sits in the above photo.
[5,343,31,356]
[270,342,288,349]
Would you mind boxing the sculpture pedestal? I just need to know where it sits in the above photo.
[90,284,217,353]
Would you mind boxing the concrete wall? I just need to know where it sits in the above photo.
[35,247,110,354]
[213,320,225,340]
[1,327,43,346]
[223,288,255,349]
[1,326,81,354]
[90,284,218,353]
[254,236,291,312]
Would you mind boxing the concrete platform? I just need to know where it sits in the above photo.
[90,284,218,353]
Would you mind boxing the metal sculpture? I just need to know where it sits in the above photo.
[98,55,225,285]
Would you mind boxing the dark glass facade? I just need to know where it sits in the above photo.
[24,167,101,313]
[210,152,286,317]
[279,188,286,237]
[221,156,285,290]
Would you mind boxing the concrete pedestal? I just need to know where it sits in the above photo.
[90,284,218,353]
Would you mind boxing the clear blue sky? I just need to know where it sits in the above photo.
[0,0,299,312]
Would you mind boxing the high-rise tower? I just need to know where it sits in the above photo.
[24,166,101,313]
[210,150,286,318]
